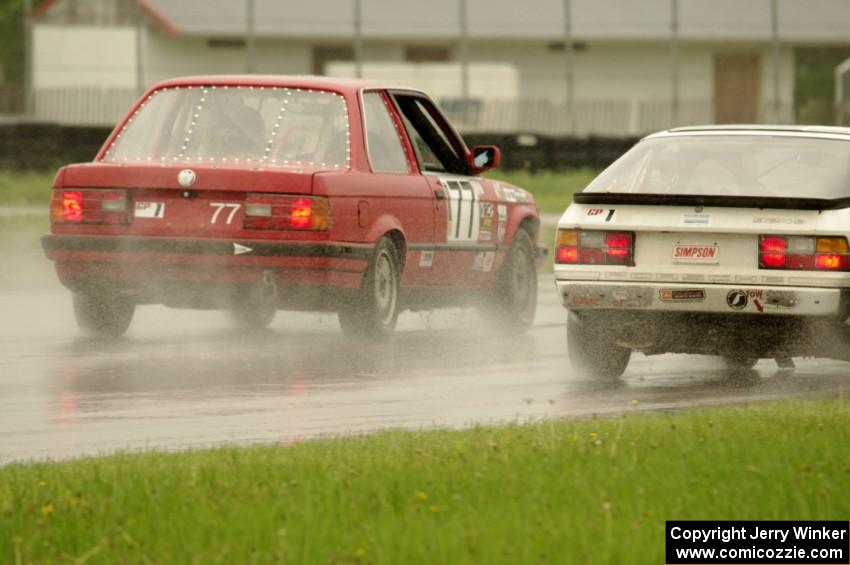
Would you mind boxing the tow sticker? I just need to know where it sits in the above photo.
[726,289,764,310]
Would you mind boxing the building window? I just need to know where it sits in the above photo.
[405,47,451,63]
[313,46,354,75]
[207,38,247,49]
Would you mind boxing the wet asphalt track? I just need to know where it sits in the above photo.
[2,279,850,465]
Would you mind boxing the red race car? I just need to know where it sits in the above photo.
[42,76,543,338]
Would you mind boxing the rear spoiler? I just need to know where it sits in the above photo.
[573,192,850,211]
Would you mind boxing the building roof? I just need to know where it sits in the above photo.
[34,0,850,43]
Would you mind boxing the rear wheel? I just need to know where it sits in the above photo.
[480,229,537,335]
[567,311,630,381]
[72,292,135,338]
[339,237,401,339]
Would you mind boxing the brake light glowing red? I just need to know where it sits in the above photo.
[62,191,83,222]
[816,254,841,270]
[50,189,127,224]
[760,236,786,253]
[244,194,330,231]
[606,232,632,249]
[289,198,312,229]
[759,235,850,272]
[555,229,635,266]
[556,246,579,263]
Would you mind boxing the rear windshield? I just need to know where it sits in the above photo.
[584,135,850,200]
[102,86,350,168]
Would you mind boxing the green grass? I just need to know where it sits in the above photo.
[488,168,598,214]
[0,170,54,207]
[3,399,850,564]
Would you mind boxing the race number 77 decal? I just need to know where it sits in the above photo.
[442,179,481,242]
[209,202,241,225]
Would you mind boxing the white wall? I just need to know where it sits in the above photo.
[141,31,313,86]
[33,24,138,88]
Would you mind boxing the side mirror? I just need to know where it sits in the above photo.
[468,145,501,174]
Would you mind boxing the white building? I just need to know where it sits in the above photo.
[29,0,850,134]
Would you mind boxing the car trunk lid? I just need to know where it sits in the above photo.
[55,163,325,238]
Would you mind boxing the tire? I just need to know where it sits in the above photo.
[339,237,401,339]
[481,229,537,335]
[567,311,630,381]
[722,355,758,370]
[72,292,135,338]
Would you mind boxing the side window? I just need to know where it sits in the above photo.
[393,95,469,175]
[362,91,410,174]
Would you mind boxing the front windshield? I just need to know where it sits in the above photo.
[102,86,350,168]
[584,134,850,200]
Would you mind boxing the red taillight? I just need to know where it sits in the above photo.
[289,198,313,229]
[555,229,635,266]
[50,189,128,224]
[556,246,578,263]
[244,194,330,231]
[759,235,850,272]
[62,191,83,222]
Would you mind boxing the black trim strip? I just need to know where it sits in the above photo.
[42,235,374,260]
[409,243,500,252]
[573,192,850,211]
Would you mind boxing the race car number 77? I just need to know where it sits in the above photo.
[209,202,241,224]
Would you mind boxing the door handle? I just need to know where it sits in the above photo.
[434,187,447,200]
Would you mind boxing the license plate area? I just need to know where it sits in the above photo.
[672,244,719,264]
[130,190,245,236]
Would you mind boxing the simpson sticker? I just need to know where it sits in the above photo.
[419,250,434,268]
[134,201,165,219]
[480,202,494,218]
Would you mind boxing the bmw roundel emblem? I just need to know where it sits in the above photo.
[177,169,196,187]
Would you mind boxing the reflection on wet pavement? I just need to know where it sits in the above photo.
[1,286,848,464]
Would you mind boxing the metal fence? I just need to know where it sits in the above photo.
[33,87,138,126]
[18,87,794,134]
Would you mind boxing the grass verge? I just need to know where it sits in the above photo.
[0,170,54,207]
[487,168,598,214]
[2,399,850,564]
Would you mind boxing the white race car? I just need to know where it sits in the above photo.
[554,126,850,379]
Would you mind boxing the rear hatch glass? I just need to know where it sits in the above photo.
[102,86,350,169]
[583,134,850,202]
